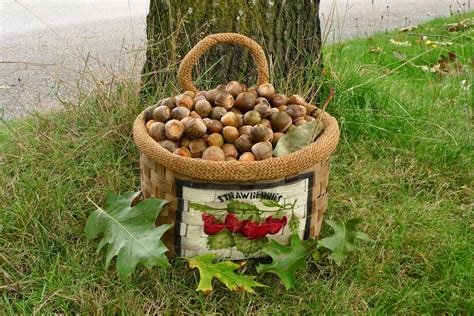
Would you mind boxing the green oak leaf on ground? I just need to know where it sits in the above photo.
[85,191,173,277]
[319,218,373,265]
[257,234,318,290]
[188,253,266,294]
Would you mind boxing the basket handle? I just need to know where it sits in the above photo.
[177,33,269,93]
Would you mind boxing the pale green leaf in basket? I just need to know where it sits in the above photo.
[85,191,173,277]
[273,120,325,157]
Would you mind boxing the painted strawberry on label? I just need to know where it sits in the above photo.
[241,221,269,240]
[225,213,244,233]
[202,213,226,235]
[264,215,287,234]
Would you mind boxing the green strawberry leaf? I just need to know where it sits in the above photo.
[261,199,282,208]
[188,253,266,294]
[257,234,318,289]
[234,234,268,256]
[85,191,173,277]
[318,218,373,265]
[207,229,235,250]
[273,120,325,157]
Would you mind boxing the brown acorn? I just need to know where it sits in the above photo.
[288,94,306,105]
[192,95,206,107]
[215,84,227,91]
[251,124,273,143]
[180,116,193,128]
[149,122,166,141]
[189,139,208,158]
[222,126,239,143]
[184,90,196,98]
[165,119,185,141]
[196,91,207,98]
[145,119,156,131]
[295,118,307,126]
[158,140,179,153]
[210,106,227,120]
[230,108,242,115]
[251,141,273,160]
[239,152,256,162]
[184,118,207,139]
[214,92,234,110]
[271,94,288,107]
[144,106,156,122]
[256,83,275,99]
[247,86,257,95]
[201,133,209,142]
[226,81,244,98]
[205,89,219,104]
[176,93,194,109]
[190,111,202,119]
[161,97,177,109]
[234,92,257,112]
[271,111,292,132]
[286,104,307,122]
[234,134,253,153]
[222,143,238,158]
[272,132,284,147]
[311,109,322,119]
[260,119,272,129]
[225,156,238,161]
[173,147,191,157]
[254,100,271,118]
[194,99,212,117]
[238,125,252,137]
[204,118,224,134]
[202,146,225,161]
[207,133,224,147]
[153,105,171,122]
[244,110,261,126]
[305,115,316,122]
[304,104,318,116]
[180,137,191,148]
[221,112,241,128]
[267,108,280,120]
[171,106,190,120]
[278,105,288,112]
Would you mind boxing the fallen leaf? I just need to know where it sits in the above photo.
[390,39,411,46]
[369,46,383,54]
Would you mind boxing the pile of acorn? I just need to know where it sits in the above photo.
[143,82,321,161]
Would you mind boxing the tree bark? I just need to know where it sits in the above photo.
[142,0,322,98]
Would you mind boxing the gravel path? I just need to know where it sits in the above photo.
[0,0,469,119]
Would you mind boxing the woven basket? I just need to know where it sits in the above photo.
[133,33,340,259]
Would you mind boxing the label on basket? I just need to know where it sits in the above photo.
[174,172,314,260]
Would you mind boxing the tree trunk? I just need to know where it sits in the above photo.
[142,0,322,98]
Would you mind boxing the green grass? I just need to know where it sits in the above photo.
[1,13,473,314]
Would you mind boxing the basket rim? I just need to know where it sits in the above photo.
[133,111,340,182]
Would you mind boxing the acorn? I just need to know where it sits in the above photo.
[221,112,241,128]
[305,115,316,122]
[215,84,227,91]
[149,122,166,141]
[193,96,206,106]
[286,104,307,122]
[204,118,224,134]
[260,118,272,129]
[251,124,273,143]
[176,93,194,109]
[207,133,224,147]
[180,137,191,148]
[201,133,210,142]
[278,105,288,112]
[254,100,271,118]
[144,106,156,122]
[214,92,234,110]
[226,156,238,161]
[146,119,156,131]
[158,140,179,153]
[247,86,257,95]
[171,106,190,120]
[234,92,257,112]
[184,118,207,139]
[272,132,284,147]
[295,118,307,126]
[202,146,225,161]
[153,105,171,122]
[226,81,244,98]
[256,83,275,99]
[271,94,288,107]
[165,119,185,141]
[244,110,261,126]
[194,99,212,117]
[251,141,273,160]
[288,94,306,105]
[271,111,292,132]
[189,139,208,158]
[234,134,253,153]
[239,152,256,162]
[196,91,207,98]
[184,90,196,98]
[180,116,193,128]
[304,104,318,116]
[238,125,252,137]
[230,108,242,115]
[311,109,322,119]
[267,108,280,119]
[222,143,238,158]
[161,97,177,109]
[173,147,191,157]
[210,106,227,120]
[222,126,239,143]
[205,89,219,104]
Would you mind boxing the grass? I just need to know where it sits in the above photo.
[1,13,473,314]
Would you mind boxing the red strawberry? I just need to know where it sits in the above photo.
[202,213,226,235]
[241,221,269,240]
[225,213,244,233]
[264,215,288,234]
